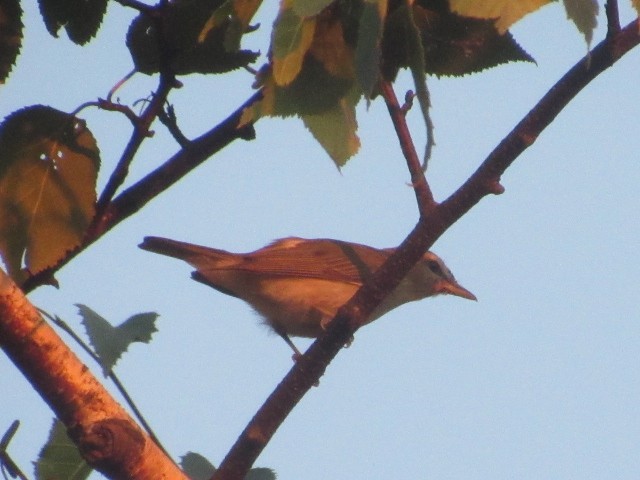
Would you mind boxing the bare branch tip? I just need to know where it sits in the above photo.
[401,90,415,114]
[489,180,505,195]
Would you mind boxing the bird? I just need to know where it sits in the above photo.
[139,236,476,356]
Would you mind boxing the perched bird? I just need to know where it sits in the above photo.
[139,236,476,356]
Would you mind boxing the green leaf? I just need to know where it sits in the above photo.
[126,0,259,76]
[77,304,159,375]
[35,419,92,480]
[37,0,108,45]
[180,452,277,480]
[0,0,23,83]
[240,1,362,166]
[355,0,386,99]
[181,452,216,480]
[563,0,598,46]
[253,57,354,119]
[302,89,361,167]
[0,105,99,283]
[272,8,317,85]
[292,0,335,17]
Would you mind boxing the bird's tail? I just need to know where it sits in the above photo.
[139,236,230,267]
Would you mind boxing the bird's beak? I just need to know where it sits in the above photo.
[435,280,477,301]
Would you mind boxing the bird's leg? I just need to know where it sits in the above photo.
[274,327,303,361]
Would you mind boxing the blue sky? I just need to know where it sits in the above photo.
[1,1,639,479]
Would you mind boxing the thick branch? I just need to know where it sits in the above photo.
[0,272,187,479]
[212,20,640,480]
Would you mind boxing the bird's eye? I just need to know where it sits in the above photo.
[427,260,443,276]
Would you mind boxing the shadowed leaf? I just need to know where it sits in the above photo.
[127,0,259,75]
[0,0,22,83]
[77,304,159,375]
[0,105,99,283]
[181,452,277,480]
[382,0,535,79]
[35,419,92,480]
[38,0,108,44]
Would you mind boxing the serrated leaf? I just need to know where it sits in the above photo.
[127,0,259,76]
[382,0,535,80]
[355,0,386,98]
[37,0,108,45]
[180,452,276,480]
[0,0,23,84]
[449,0,552,33]
[0,105,100,283]
[563,0,598,45]
[242,0,361,166]
[292,0,335,17]
[35,419,92,480]
[77,304,159,375]
[272,8,317,85]
[302,91,360,167]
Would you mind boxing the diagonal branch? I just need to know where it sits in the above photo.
[0,272,188,479]
[21,91,261,294]
[211,19,640,480]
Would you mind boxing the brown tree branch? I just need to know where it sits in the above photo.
[211,19,640,480]
[378,80,435,216]
[605,0,620,37]
[0,272,188,479]
[95,1,179,216]
[21,91,260,294]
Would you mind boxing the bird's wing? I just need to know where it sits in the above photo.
[215,238,392,285]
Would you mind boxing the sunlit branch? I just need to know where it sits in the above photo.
[211,19,640,480]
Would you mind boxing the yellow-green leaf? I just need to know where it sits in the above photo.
[302,89,361,168]
[272,8,317,85]
[449,0,552,33]
[0,105,99,282]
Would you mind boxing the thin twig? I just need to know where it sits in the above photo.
[158,104,191,147]
[378,80,435,216]
[211,20,640,480]
[0,421,28,480]
[94,0,178,217]
[22,91,260,293]
[114,0,155,13]
[38,309,172,459]
[107,70,137,102]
